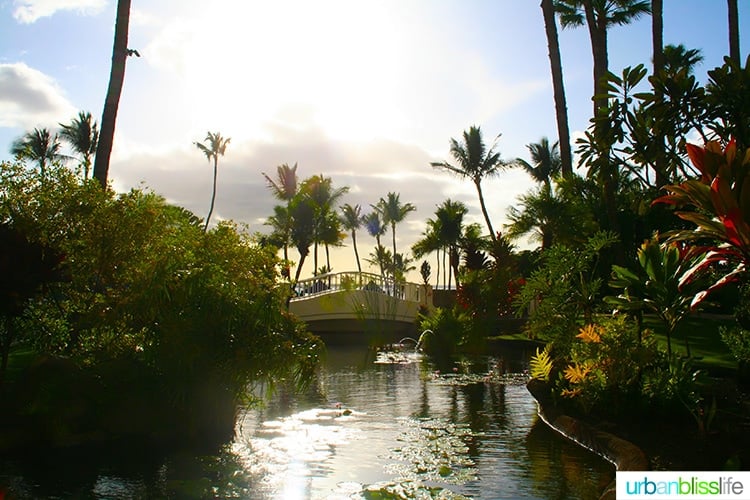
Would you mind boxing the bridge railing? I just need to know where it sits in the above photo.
[291,271,426,303]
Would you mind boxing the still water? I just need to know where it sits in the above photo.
[1,344,613,499]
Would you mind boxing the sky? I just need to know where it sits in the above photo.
[1,0,748,282]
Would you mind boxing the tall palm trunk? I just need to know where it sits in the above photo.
[651,0,667,187]
[294,251,308,284]
[204,157,218,232]
[375,234,384,278]
[651,0,664,75]
[474,179,496,242]
[583,0,609,117]
[313,241,319,275]
[541,0,573,178]
[582,0,623,264]
[391,222,398,276]
[93,0,131,188]
[434,250,441,289]
[728,0,740,65]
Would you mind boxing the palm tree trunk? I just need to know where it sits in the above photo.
[541,0,573,178]
[435,250,440,289]
[474,180,496,242]
[294,251,308,284]
[204,158,218,232]
[728,0,740,65]
[583,0,608,116]
[652,0,664,75]
[352,231,362,273]
[391,222,398,277]
[652,0,667,187]
[375,235,384,278]
[314,241,319,275]
[93,0,131,188]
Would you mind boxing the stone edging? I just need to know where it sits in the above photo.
[527,379,649,500]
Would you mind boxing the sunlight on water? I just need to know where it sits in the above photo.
[227,349,611,500]
[0,347,611,499]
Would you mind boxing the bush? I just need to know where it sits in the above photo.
[0,160,321,444]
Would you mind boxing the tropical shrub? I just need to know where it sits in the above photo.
[554,317,653,415]
[654,139,750,306]
[548,316,704,423]
[0,160,321,442]
[606,237,706,357]
[513,231,618,352]
[418,307,468,361]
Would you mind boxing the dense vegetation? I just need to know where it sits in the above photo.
[0,161,320,448]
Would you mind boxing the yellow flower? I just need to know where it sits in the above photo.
[561,387,583,398]
[563,362,592,384]
[576,324,602,343]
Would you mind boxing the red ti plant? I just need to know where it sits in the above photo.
[653,139,750,306]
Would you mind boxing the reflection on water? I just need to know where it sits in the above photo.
[0,345,613,499]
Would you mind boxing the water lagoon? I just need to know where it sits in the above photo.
[0,344,612,499]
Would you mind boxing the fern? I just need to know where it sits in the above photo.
[530,345,553,381]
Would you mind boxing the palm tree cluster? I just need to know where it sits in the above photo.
[10,112,100,179]
[262,164,417,283]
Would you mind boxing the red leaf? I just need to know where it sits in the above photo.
[686,143,708,182]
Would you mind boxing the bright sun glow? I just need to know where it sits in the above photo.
[146,0,410,145]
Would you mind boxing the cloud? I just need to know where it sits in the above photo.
[108,119,533,280]
[0,62,76,129]
[12,0,105,23]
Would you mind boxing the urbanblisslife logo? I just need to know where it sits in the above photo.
[617,472,750,499]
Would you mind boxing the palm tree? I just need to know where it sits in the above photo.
[662,44,703,76]
[515,137,562,189]
[412,218,442,289]
[195,131,231,232]
[263,163,298,202]
[435,199,467,288]
[289,192,317,284]
[264,204,293,277]
[93,0,137,188]
[363,211,388,277]
[431,125,506,242]
[341,203,364,272]
[374,192,416,276]
[728,0,740,65]
[541,0,573,178]
[319,210,344,272]
[263,163,299,264]
[505,185,566,251]
[60,111,99,179]
[10,128,64,176]
[555,0,650,115]
[302,175,348,273]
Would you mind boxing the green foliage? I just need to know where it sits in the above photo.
[719,325,750,365]
[418,307,468,360]
[706,55,750,149]
[513,231,618,351]
[720,284,750,365]
[0,159,321,440]
[606,237,706,356]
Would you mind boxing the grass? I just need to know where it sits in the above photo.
[2,344,37,383]
[642,314,738,372]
